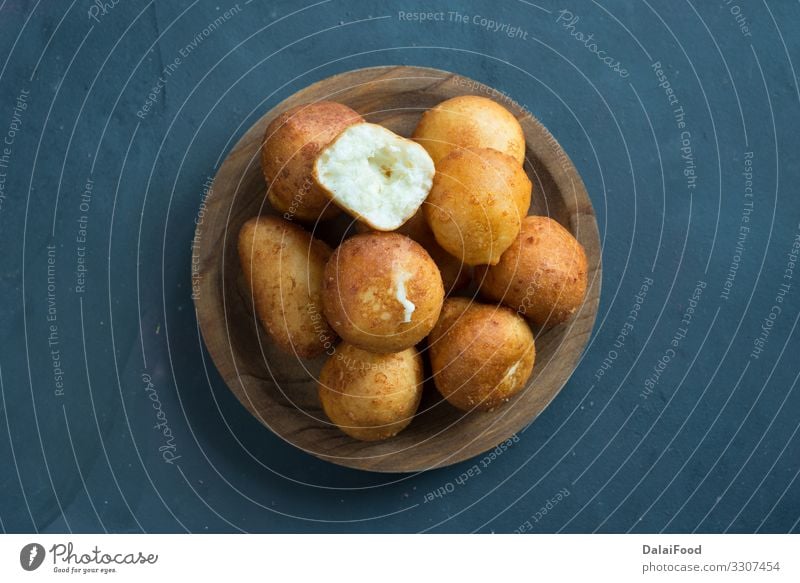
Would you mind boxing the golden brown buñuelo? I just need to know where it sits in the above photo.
[355,210,471,294]
[261,101,363,222]
[318,343,423,441]
[424,147,532,266]
[429,298,536,411]
[321,232,445,354]
[412,95,526,166]
[476,215,588,328]
[238,216,336,358]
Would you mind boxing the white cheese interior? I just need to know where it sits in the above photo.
[393,268,416,323]
[315,123,435,230]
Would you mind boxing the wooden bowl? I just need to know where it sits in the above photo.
[194,66,601,473]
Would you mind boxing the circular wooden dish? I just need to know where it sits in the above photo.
[194,66,601,473]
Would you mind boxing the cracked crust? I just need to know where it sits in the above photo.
[321,232,444,354]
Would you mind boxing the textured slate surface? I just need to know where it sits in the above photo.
[0,0,798,533]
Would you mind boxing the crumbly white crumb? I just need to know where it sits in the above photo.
[315,123,434,230]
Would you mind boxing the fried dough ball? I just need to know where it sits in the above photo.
[318,343,423,441]
[355,210,470,294]
[429,298,536,412]
[476,215,588,327]
[412,95,526,166]
[238,216,336,357]
[425,147,532,266]
[261,101,363,221]
[322,232,444,353]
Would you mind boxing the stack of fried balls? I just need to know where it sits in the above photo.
[238,95,588,441]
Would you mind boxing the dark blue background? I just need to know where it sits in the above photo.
[1,0,798,533]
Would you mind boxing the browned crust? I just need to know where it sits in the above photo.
[475,215,588,328]
[321,232,445,353]
[429,298,536,412]
[424,147,532,266]
[412,95,526,166]
[355,210,471,294]
[238,215,336,358]
[317,343,423,441]
[261,102,363,222]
